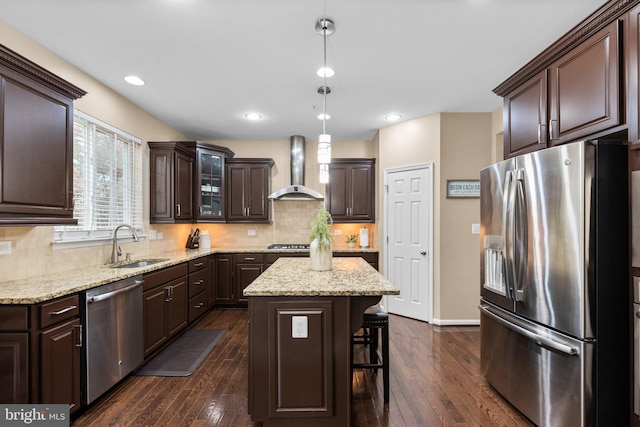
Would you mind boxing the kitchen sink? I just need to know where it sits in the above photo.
[108,258,169,268]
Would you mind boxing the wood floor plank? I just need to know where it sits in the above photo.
[72,308,533,427]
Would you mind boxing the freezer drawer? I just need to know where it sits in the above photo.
[480,304,590,427]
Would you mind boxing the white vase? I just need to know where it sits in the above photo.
[309,238,332,271]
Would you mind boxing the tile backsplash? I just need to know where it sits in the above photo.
[0,200,376,282]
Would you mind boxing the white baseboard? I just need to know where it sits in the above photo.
[431,318,480,326]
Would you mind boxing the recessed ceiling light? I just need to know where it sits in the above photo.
[316,67,335,78]
[124,75,145,86]
[385,113,402,121]
[245,112,263,120]
[317,113,331,120]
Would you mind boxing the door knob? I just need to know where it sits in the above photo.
[420,251,426,256]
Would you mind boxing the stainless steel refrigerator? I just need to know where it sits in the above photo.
[479,140,629,426]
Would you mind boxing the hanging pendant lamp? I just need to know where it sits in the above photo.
[316,18,334,184]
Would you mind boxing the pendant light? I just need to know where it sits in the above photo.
[316,18,334,184]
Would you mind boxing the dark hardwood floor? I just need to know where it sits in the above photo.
[72,308,532,427]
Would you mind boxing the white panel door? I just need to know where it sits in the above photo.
[384,164,433,322]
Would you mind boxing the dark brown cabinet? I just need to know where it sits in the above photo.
[548,20,621,145]
[143,263,188,357]
[628,4,640,146]
[187,257,210,323]
[503,70,548,157]
[226,158,274,223]
[213,254,234,305]
[0,45,85,225]
[40,318,81,413]
[194,144,234,222]
[234,254,265,305]
[149,142,194,223]
[498,19,622,158]
[325,159,375,223]
[0,295,81,414]
[0,331,28,404]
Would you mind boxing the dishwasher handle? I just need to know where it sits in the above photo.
[88,280,144,304]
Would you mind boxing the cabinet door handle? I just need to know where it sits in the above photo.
[75,325,83,348]
[177,204,181,217]
[194,262,204,268]
[50,305,77,316]
[244,257,255,261]
[548,120,556,141]
[164,286,172,301]
[195,303,205,309]
[194,279,204,286]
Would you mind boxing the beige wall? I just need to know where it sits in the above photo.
[378,112,498,323]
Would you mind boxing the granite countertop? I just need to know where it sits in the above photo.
[0,247,380,304]
[243,257,399,297]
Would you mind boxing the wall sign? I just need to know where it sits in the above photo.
[447,180,480,198]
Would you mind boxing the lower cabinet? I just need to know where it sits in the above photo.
[0,331,29,403]
[0,295,81,415]
[40,318,81,413]
[143,263,189,357]
[188,257,210,323]
[213,254,234,305]
[235,254,265,305]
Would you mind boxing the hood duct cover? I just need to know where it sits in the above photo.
[268,135,324,200]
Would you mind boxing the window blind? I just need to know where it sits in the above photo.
[55,111,142,242]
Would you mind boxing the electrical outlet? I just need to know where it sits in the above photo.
[148,230,158,240]
[292,316,308,338]
[0,241,12,255]
[471,224,480,234]
[248,229,256,236]
[157,232,163,239]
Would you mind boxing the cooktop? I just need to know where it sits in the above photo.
[267,243,310,250]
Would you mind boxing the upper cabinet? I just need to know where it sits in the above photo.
[0,44,86,225]
[149,141,195,223]
[548,21,620,145]
[325,158,375,223]
[194,144,234,223]
[496,10,625,159]
[226,158,274,223]
[503,70,548,157]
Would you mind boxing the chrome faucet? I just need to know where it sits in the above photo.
[111,224,140,263]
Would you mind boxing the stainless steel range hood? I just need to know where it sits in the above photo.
[268,135,324,200]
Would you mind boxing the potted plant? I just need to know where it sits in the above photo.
[345,234,358,249]
[309,206,333,271]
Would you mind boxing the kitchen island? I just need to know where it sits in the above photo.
[244,257,399,427]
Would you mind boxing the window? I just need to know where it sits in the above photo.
[54,111,142,244]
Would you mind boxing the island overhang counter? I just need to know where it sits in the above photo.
[244,257,399,427]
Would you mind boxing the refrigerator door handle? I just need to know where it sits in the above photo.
[502,170,516,300]
[479,305,579,356]
[513,169,527,301]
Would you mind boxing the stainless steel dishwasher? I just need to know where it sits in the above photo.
[82,275,144,405]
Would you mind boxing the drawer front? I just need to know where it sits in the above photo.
[189,257,207,272]
[188,269,209,297]
[143,263,188,291]
[188,289,210,323]
[235,253,265,263]
[39,294,79,329]
[0,306,30,331]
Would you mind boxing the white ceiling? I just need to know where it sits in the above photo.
[0,0,606,141]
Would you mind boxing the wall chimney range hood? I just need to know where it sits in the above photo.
[268,135,324,200]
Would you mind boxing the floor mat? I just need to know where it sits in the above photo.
[135,329,225,376]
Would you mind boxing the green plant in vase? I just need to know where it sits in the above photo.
[345,234,358,248]
[309,207,333,270]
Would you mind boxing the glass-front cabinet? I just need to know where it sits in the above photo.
[195,144,234,222]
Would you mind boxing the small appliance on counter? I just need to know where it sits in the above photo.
[359,227,369,248]
[186,228,200,249]
[199,230,211,249]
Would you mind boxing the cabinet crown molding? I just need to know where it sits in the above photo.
[494,0,636,96]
